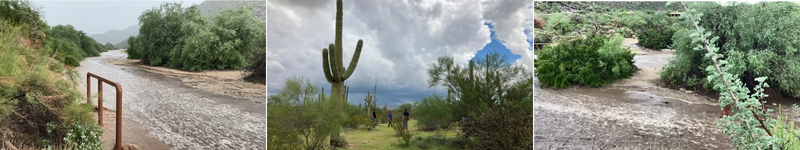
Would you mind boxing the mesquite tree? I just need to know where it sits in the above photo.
[321,0,364,146]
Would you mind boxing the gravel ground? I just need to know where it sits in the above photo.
[77,50,266,149]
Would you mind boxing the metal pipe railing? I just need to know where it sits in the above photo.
[86,72,123,150]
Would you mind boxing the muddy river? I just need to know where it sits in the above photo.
[77,50,265,149]
[534,50,734,149]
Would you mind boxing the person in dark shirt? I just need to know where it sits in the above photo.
[403,109,410,130]
[388,111,393,127]
[372,110,377,128]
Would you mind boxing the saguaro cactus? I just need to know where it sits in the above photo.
[322,0,364,147]
[322,0,364,98]
[363,85,379,116]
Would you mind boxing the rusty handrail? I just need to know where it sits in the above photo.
[86,72,122,150]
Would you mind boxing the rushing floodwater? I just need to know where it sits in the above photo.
[534,50,734,149]
[78,50,266,149]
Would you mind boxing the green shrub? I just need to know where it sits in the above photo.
[345,114,372,129]
[63,122,103,150]
[771,105,800,149]
[545,13,575,35]
[416,140,429,150]
[398,129,412,146]
[462,103,532,150]
[534,35,636,89]
[660,29,707,87]
[129,3,265,71]
[267,77,345,150]
[638,28,674,50]
[266,94,302,150]
[1,17,101,149]
[413,94,452,131]
[664,2,800,98]
[390,116,410,137]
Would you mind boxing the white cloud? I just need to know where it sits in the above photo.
[267,0,532,104]
[481,0,534,71]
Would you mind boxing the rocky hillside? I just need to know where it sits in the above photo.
[535,1,682,13]
[90,24,139,45]
[196,0,266,21]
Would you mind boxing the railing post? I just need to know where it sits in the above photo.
[87,72,123,150]
[98,81,103,126]
[87,75,91,104]
[116,85,122,150]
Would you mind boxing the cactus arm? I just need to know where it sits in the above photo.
[335,0,344,75]
[328,43,341,82]
[342,39,363,80]
[322,48,335,83]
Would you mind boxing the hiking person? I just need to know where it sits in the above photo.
[388,111,393,127]
[403,109,410,130]
[372,110,377,128]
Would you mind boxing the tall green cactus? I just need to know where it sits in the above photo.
[322,0,363,147]
[322,0,364,102]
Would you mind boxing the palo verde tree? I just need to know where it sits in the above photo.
[267,77,345,150]
[427,51,533,149]
[321,0,364,146]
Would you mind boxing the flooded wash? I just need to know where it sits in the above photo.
[535,51,733,149]
[77,50,266,149]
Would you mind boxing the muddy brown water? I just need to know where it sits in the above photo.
[77,50,265,149]
[535,51,735,149]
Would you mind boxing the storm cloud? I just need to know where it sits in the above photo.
[267,0,533,105]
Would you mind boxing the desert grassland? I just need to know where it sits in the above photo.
[340,120,463,150]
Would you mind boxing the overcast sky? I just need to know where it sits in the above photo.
[34,0,204,35]
[268,0,533,106]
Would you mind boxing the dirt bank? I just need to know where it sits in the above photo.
[102,57,266,104]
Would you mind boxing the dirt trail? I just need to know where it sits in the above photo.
[534,40,733,149]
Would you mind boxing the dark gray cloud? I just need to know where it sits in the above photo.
[267,0,532,105]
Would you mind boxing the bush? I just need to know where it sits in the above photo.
[397,129,412,146]
[267,77,345,150]
[771,105,800,149]
[413,94,452,131]
[638,28,674,50]
[390,117,406,137]
[660,29,708,87]
[0,17,101,149]
[545,13,575,35]
[63,122,103,150]
[534,35,636,89]
[663,2,800,98]
[345,114,372,129]
[129,3,265,71]
[462,103,533,149]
